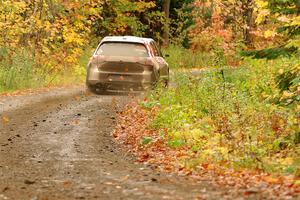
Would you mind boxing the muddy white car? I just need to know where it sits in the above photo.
[86,36,169,94]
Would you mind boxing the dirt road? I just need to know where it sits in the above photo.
[0,87,226,200]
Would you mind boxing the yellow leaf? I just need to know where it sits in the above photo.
[278,69,284,74]
[264,30,276,38]
[2,116,10,123]
[280,157,294,165]
[293,180,300,187]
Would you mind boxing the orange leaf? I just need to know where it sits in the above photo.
[263,176,280,184]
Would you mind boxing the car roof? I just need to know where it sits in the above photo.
[101,36,154,44]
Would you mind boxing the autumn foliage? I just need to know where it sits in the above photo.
[113,102,300,199]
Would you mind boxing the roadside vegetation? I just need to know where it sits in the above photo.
[142,52,300,176]
[137,0,300,178]
[0,48,88,93]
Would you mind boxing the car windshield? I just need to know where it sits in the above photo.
[96,42,149,57]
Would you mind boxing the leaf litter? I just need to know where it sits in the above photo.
[113,102,300,199]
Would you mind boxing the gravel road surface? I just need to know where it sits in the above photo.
[0,87,224,200]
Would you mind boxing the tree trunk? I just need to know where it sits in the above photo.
[243,0,253,46]
[209,0,214,26]
[163,0,170,46]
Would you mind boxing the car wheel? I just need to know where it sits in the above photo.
[163,71,170,88]
[163,78,169,88]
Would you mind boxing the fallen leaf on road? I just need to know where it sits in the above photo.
[73,120,80,125]
[63,181,72,187]
[74,96,81,101]
[2,116,10,123]
[120,175,130,182]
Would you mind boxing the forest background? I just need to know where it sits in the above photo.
[0,0,299,90]
[0,0,299,91]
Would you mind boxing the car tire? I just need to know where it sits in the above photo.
[163,71,170,88]
[164,78,169,88]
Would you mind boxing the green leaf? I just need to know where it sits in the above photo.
[141,136,152,145]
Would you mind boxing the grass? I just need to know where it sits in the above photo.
[162,45,218,69]
[0,48,91,94]
[162,44,240,69]
[144,47,300,176]
[0,50,37,92]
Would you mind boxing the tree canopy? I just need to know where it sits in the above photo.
[0,0,299,70]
